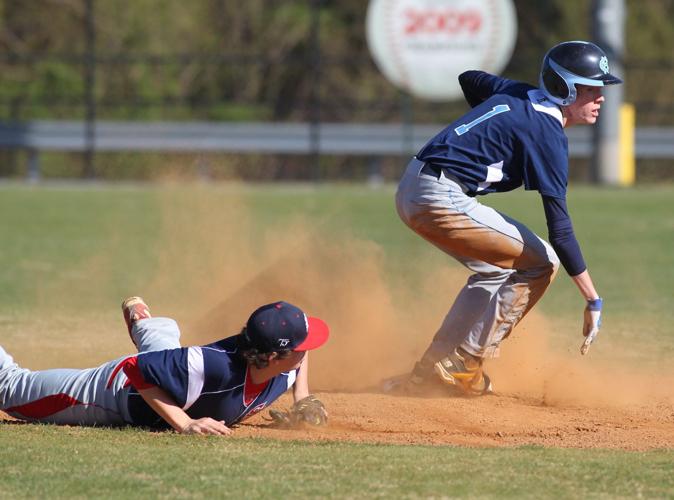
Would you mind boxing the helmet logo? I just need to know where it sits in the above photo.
[599,56,609,74]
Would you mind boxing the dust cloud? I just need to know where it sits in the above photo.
[14,184,671,410]
[139,186,673,408]
[490,314,674,408]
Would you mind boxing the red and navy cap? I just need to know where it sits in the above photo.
[244,301,329,353]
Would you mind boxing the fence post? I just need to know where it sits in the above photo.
[27,149,40,183]
[308,0,322,179]
[591,0,626,185]
[83,0,96,179]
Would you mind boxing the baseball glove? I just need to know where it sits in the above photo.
[268,395,328,428]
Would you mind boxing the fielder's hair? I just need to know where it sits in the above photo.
[236,327,292,369]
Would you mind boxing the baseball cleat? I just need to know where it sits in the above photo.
[433,348,494,396]
[381,360,450,397]
[381,374,428,396]
[381,363,428,396]
[121,296,152,346]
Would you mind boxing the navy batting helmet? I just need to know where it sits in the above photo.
[540,41,622,106]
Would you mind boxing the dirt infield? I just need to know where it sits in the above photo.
[3,286,673,451]
[3,390,673,450]
[236,391,674,450]
[3,310,674,452]
[3,306,673,451]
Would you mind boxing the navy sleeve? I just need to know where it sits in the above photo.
[136,348,190,407]
[458,71,519,107]
[542,196,587,276]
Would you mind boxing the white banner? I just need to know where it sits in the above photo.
[366,0,518,101]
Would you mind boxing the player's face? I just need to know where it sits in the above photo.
[565,85,605,126]
[272,350,306,372]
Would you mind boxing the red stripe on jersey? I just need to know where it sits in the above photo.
[6,393,82,418]
[121,356,155,390]
[243,366,270,406]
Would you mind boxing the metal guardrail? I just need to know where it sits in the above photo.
[0,120,437,155]
[1,120,674,173]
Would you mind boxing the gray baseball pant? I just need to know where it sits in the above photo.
[0,317,181,425]
[396,157,560,360]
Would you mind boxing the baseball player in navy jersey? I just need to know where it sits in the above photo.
[1,298,329,434]
[386,41,622,396]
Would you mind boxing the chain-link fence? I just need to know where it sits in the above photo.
[1,0,673,181]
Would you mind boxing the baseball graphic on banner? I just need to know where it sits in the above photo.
[366,0,518,101]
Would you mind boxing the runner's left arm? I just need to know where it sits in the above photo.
[459,70,520,107]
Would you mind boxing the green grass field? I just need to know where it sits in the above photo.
[1,182,673,498]
[2,426,674,498]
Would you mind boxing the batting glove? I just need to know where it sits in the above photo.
[581,297,603,355]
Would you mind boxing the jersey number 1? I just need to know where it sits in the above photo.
[454,104,511,136]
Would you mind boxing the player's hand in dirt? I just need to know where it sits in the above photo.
[581,297,603,355]
[180,417,232,436]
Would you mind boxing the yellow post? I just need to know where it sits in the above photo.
[619,103,636,186]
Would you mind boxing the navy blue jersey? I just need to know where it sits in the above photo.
[417,71,568,199]
[126,336,297,428]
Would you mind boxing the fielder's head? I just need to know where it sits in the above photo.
[238,301,329,368]
[540,41,623,107]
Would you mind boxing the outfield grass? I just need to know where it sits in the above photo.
[1,426,673,499]
[1,182,673,498]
